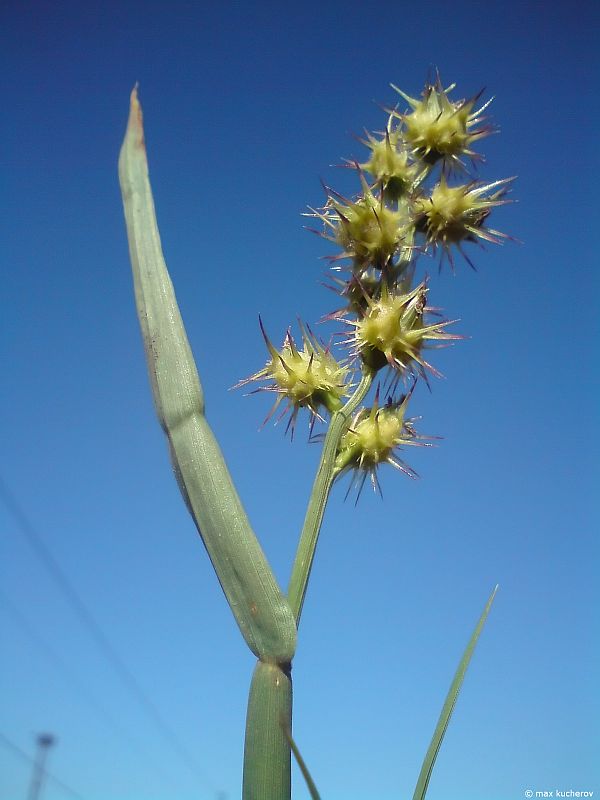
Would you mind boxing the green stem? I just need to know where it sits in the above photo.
[287,370,373,624]
[243,661,292,800]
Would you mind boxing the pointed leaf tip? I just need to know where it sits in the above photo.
[126,84,145,150]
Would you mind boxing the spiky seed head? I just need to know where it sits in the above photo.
[359,122,423,200]
[414,176,512,261]
[350,282,459,377]
[315,180,411,272]
[334,390,426,495]
[391,78,493,166]
[236,319,350,434]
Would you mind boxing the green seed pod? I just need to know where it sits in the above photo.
[118,88,296,664]
[243,661,293,800]
[414,176,512,264]
[334,390,428,495]
[236,319,350,435]
[359,121,424,200]
[349,282,460,379]
[312,174,411,272]
[391,77,493,166]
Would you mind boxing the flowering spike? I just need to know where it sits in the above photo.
[351,282,461,379]
[414,176,513,265]
[309,183,412,273]
[391,76,495,168]
[235,319,352,435]
[359,119,425,200]
[333,388,430,497]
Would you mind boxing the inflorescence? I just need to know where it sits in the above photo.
[238,72,513,496]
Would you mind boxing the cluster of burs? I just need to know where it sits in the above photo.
[240,74,512,497]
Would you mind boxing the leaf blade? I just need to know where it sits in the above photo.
[282,723,322,800]
[118,88,297,663]
[412,585,498,800]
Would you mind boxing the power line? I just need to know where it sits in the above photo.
[0,475,218,795]
[0,733,84,800]
[0,588,176,787]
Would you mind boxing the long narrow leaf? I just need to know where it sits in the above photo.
[281,722,322,800]
[118,88,296,664]
[412,585,498,800]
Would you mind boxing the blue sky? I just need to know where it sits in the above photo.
[1,1,598,799]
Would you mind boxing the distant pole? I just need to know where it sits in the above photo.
[27,733,55,800]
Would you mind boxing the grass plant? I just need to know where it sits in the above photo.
[118,73,513,799]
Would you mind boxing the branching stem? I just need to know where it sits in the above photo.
[287,369,373,624]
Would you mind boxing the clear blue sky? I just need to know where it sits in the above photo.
[1,2,598,799]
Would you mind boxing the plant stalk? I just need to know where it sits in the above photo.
[287,370,373,624]
[243,661,293,800]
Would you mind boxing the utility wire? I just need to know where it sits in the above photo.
[0,733,84,800]
[0,476,218,795]
[0,588,176,787]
